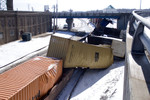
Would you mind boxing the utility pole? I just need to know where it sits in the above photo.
[140,0,142,9]
[56,0,58,31]
[28,4,30,11]
[53,5,56,34]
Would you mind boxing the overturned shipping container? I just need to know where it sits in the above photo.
[47,35,113,69]
[88,35,125,58]
[0,56,62,100]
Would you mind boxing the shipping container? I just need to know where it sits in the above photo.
[0,56,62,100]
[47,35,70,60]
[87,35,125,58]
[47,35,113,69]
[111,39,125,58]
[64,40,113,69]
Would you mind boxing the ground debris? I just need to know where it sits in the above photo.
[100,95,108,100]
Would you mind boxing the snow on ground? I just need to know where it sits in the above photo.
[70,60,125,100]
[57,19,66,29]
[53,31,75,38]
[0,31,75,68]
[0,34,50,67]
[106,19,117,29]
[72,19,94,33]
[56,18,94,33]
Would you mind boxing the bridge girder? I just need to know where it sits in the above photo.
[52,11,130,19]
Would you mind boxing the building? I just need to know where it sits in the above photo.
[103,5,118,13]
[0,11,52,45]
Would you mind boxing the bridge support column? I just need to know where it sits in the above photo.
[66,18,73,31]
[117,15,129,30]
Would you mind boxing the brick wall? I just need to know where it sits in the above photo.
[0,11,52,45]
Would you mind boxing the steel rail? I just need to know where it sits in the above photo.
[140,32,150,54]
[133,10,150,29]
[132,10,150,54]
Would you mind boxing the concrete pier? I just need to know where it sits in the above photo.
[66,18,73,31]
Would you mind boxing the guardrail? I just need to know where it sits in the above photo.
[123,10,150,100]
[129,10,150,55]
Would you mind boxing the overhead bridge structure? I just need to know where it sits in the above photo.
[53,10,133,30]
[53,10,131,19]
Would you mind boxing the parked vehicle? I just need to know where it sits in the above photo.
[63,24,68,29]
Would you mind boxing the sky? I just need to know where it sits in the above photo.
[13,0,150,12]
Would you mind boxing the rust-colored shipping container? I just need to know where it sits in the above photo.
[0,56,62,100]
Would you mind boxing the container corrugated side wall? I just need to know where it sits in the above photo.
[64,40,113,69]
[47,35,70,60]
[47,35,113,69]
[0,56,62,100]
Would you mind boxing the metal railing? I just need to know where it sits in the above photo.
[123,10,150,100]
[130,10,150,55]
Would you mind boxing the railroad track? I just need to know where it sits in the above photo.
[56,68,86,100]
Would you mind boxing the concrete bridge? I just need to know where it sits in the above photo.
[53,10,133,30]
[53,10,132,18]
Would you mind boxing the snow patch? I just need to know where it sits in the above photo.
[48,64,56,71]
[33,57,41,61]
[0,34,51,67]
[70,60,124,100]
